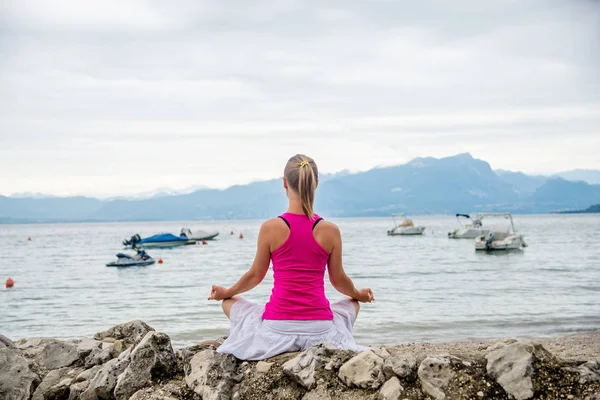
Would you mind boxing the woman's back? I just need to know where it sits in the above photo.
[263,212,333,320]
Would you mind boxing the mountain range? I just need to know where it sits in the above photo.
[1,153,599,223]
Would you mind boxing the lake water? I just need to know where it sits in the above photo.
[1,214,599,348]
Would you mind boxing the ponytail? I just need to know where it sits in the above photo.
[284,154,319,219]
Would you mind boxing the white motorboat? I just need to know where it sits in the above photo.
[448,213,489,239]
[180,227,219,241]
[474,213,527,251]
[106,249,155,267]
[387,214,426,236]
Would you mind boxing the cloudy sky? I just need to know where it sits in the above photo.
[1,0,599,197]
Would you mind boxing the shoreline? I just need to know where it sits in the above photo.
[2,321,599,399]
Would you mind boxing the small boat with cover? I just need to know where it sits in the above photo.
[387,214,426,236]
[474,213,527,251]
[106,249,155,267]
[123,233,190,248]
[448,213,489,239]
[180,227,219,241]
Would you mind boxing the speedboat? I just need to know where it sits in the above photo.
[387,214,426,236]
[123,233,190,249]
[106,249,155,267]
[180,227,219,241]
[474,213,527,251]
[448,213,489,239]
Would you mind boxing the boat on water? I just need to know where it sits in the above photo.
[474,213,527,251]
[387,214,426,236]
[123,227,219,249]
[448,213,489,239]
[123,233,189,248]
[180,227,219,241]
[106,249,155,267]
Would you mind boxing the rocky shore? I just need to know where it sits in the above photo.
[1,321,599,400]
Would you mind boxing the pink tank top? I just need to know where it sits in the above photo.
[262,213,334,320]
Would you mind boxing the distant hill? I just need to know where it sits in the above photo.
[559,204,600,214]
[554,169,600,185]
[1,154,599,223]
[495,170,547,196]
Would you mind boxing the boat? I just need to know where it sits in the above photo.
[106,249,155,267]
[448,213,489,239]
[474,213,527,251]
[180,227,219,241]
[387,214,426,236]
[123,233,190,249]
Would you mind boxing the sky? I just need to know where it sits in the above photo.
[1,0,599,197]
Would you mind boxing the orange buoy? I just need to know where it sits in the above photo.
[28,237,32,241]
[239,233,244,239]
[202,240,208,245]
[158,258,163,264]
[6,277,14,288]
[230,230,234,235]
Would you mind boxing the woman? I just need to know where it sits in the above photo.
[208,154,374,360]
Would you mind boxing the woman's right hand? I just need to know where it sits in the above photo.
[354,288,374,303]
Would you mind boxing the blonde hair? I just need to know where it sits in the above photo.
[284,154,318,219]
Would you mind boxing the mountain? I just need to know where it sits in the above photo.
[2,154,599,223]
[554,169,600,185]
[530,178,600,212]
[559,204,600,214]
[495,170,547,196]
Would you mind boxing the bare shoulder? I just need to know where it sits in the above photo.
[315,220,341,237]
[261,218,288,234]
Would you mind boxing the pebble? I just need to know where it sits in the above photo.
[477,391,484,397]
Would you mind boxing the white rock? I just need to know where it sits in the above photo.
[302,384,332,400]
[338,350,386,389]
[37,341,81,370]
[80,354,130,400]
[378,376,404,400]
[283,343,337,390]
[93,320,155,347]
[574,361,600,384]
[184,349,237,400]
[370,346,391,360]
[383,353,418,380]
[0,334,16,349]
[417,356,457,400]
[114,332,177,400]
[485,343,552,400]
[255,361,273,374]
[32,367,69,400]
[0,348,40,400]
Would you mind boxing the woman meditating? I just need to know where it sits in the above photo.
[208,154,374,360]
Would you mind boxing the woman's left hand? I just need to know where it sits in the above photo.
[208,285,231,301]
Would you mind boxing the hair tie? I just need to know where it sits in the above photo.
[299,161,309,168]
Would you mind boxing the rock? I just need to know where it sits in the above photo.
[84,347,113,368]
[69,381,90,400]
[383,353,418,381]
[17,338,59,358]
[71,338,102,358]
[32,367,69,400]
[0,348,41,400]
[0,334,16,349]
[283,343,338,390]
[184,349,237,400]
[45,377,74,400]
[80,351,131,400]
[486,342,554,400]
[338,350,386,389]
[575,361,600,383]
[255,361,273,374]
[114,332,178,400]
[93,320,155,347]
[37,341,81,370]
[75,365,103,383]
[302,384,332,400]
[417,356,457,400]
[102,340,125,358]
[128,382,182,400]
[370,346,391,360]
[378,376,403,400]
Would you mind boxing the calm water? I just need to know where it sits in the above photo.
[1,214,599,347]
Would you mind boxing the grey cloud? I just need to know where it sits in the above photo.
[0,0,599,196]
